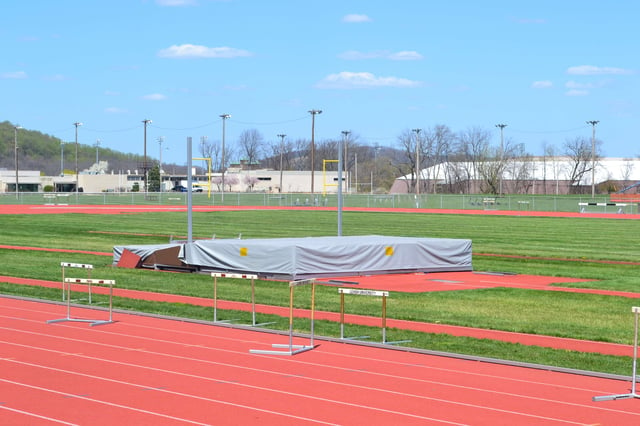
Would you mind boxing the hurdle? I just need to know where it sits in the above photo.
[250,278,317,356]
[47,278,116,326]
[593,306,640,402]
[338,288,411,345]
[211,272,274,327]
[61,262,93,303]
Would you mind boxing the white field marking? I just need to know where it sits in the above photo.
[0,405,79,425]
[1,307,635,415]
[0,309,630,396]
[0,378,210,426]
[0,312,625,397]
[0,358,435,426]
[0,338,608,425]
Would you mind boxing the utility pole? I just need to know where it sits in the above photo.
[60,141,65,177]
[14,125,21,197]
[277,133,286,193]
[495,124,507,195]
[158,136,164,192]
[412,128,422,197]
[308,109,322,194]
[74,122,82,193]
[220,114,230,203]
[587,120,599,198]
[142,119,152,193]
[95,139,100,164]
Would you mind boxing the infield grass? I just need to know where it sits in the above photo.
[1,209,639,375]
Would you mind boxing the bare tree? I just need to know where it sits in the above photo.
[621,158,635,192]
[454,126,492,193]
[563,136,601,194]
[243,174,259,192]
[507,144,535,194]
[394,129,417,193]
[422,124,454,193]
[237,129,264,167]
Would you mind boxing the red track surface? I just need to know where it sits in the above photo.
[3,204,640,423]
[2,297,640,425]
[2,203,640,219]
[0,274,635,357]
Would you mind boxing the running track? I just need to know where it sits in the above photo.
[2,297,640,425]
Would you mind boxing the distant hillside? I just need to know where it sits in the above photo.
[0,121,186,176]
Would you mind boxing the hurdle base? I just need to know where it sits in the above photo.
[593,393,640,402]
[251,321,277,328]
[384,339,413,346]
[250,344,315,356]
[342,335,370,341]
[47,318,114,327]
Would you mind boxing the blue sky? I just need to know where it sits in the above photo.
[1,0,638,166]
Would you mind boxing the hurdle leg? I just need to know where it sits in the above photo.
[382,293,411,345]
[593,306,640,401]
[250,279,316,356]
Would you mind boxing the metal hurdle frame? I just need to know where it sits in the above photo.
[593,306,640,402]
[250,279,317,356]
[60,262,93,304]
[47,278,116,326]
[338,288,411,345]
[211,272,275,327]
[61,262,93,303]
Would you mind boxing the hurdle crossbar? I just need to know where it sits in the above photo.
[593,306,640,402]
[250,278,317,356]
[47,278,115,326]
[338,288,411,345]
[61,262,93,303]
[211,272,274,327]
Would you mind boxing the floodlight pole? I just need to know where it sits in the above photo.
[412,128,422,199]
[309,109,322,194]
[74,122,82,194]
[278,133,286,193]
[142,119,152,193]
[587,120,599,199]
[14,125,21,197]
[220,114,230,203]
[495,124,507,195]
[60,141,65,176]
[158,136,164,192]
[95,139,100,164]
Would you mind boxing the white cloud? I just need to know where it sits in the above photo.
[565,89,589,97]
[531,80,552,89]
[567,65,633,75]
[158,44,253,59]
[316,71,422,89]
[565,80,597,90]
[342,14,372,23]
[156,0,197,6]
[1,71,27,79]
[338,50,423,61]
[142,93,167,101]
[43,74,66,81]
[105,107,127,114]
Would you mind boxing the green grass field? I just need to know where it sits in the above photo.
[1,208,639,375]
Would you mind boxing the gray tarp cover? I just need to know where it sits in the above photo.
[178,235,472,279]
[112,243,181,265]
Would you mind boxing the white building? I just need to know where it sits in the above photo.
[390,157,640,195]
